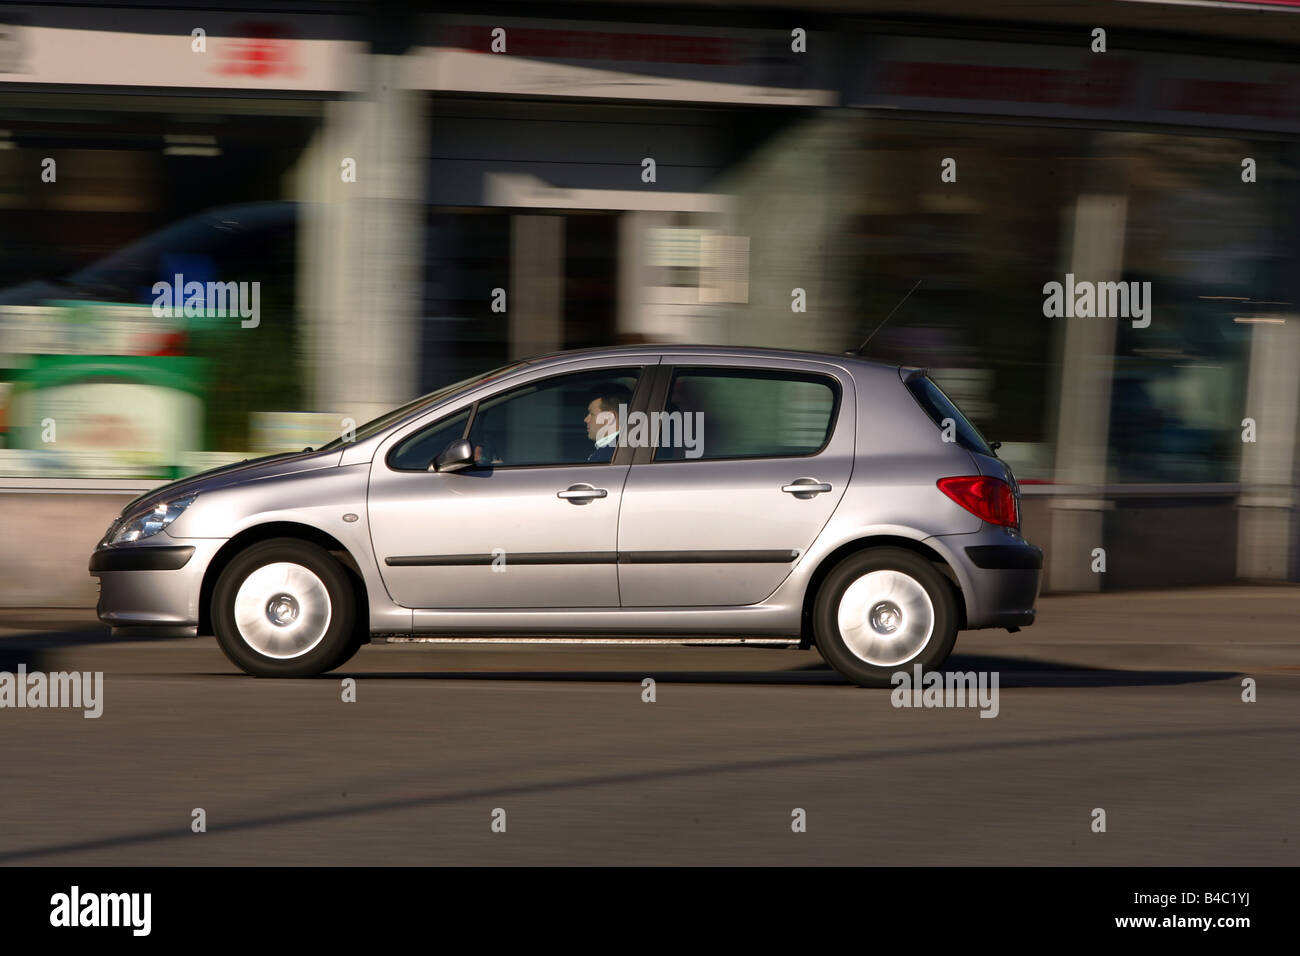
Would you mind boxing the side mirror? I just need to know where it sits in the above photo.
[431,438,475,473]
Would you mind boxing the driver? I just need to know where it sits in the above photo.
[583,384,632,462]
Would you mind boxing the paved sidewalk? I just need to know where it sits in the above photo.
[958,585,1300,672]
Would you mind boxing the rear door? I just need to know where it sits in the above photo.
[616,358,854,607]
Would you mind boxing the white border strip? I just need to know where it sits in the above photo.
[0,477,165,495]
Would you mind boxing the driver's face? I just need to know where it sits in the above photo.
[584,398,615,441]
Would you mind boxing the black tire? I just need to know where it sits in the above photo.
[212,538,359,677]
[812,547,959,688]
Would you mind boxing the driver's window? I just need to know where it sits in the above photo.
[389,408,470,471]
[467,367,641,468]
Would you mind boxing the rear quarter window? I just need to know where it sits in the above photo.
[905,374,994,455]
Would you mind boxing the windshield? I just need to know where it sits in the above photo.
[317,361,526,451]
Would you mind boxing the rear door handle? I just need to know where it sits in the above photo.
[558,484,608,503]
[782,479,832,498]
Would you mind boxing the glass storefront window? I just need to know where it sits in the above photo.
[1099,131,1290,483]
[0,104,318,478]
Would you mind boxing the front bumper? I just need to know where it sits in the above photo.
[89,538,224,626]
[89,545,195,573]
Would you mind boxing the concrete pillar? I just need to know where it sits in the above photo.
[1048,195,1127,592]
[1237,317,1300,580]
[296,53,426,425]
[713,111,854,352]
[508,215,564,360]
[616,210,647,340]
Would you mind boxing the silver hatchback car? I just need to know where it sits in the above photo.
[90,345,1041,686]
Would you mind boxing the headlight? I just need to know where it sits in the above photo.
[104,495,197,546]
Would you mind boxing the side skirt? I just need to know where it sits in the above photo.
[372,635,800,646]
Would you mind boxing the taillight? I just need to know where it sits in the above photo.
[937,475,1018,528]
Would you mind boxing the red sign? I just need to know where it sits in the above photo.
[217,22,300,79]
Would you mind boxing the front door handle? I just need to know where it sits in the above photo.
[558,484,608,504]
[781,479,832,499]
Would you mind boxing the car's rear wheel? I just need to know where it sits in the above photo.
[813,547,959,688]
[213,538,359,677]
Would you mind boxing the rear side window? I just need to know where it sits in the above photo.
[654,368,838,461]
[905,374,994,455]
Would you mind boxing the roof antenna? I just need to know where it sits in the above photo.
[854,279,921,355]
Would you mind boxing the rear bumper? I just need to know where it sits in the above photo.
[926,533,1043,630]
[964,543,1043,571]
[962,543,1041,627]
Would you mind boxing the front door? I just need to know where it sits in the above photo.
[367,364,650,608]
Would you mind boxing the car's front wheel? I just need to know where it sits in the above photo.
[212,538,359,677]
[812,547,959,688]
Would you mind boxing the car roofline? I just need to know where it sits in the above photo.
[518,343,902,374]
[351,345,901,448]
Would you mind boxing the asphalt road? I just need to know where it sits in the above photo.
[0,587,1296,865]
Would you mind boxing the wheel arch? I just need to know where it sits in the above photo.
[799,535,967,648]
[198,522,369,640]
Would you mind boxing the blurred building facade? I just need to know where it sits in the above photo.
[1,1,1299,602]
